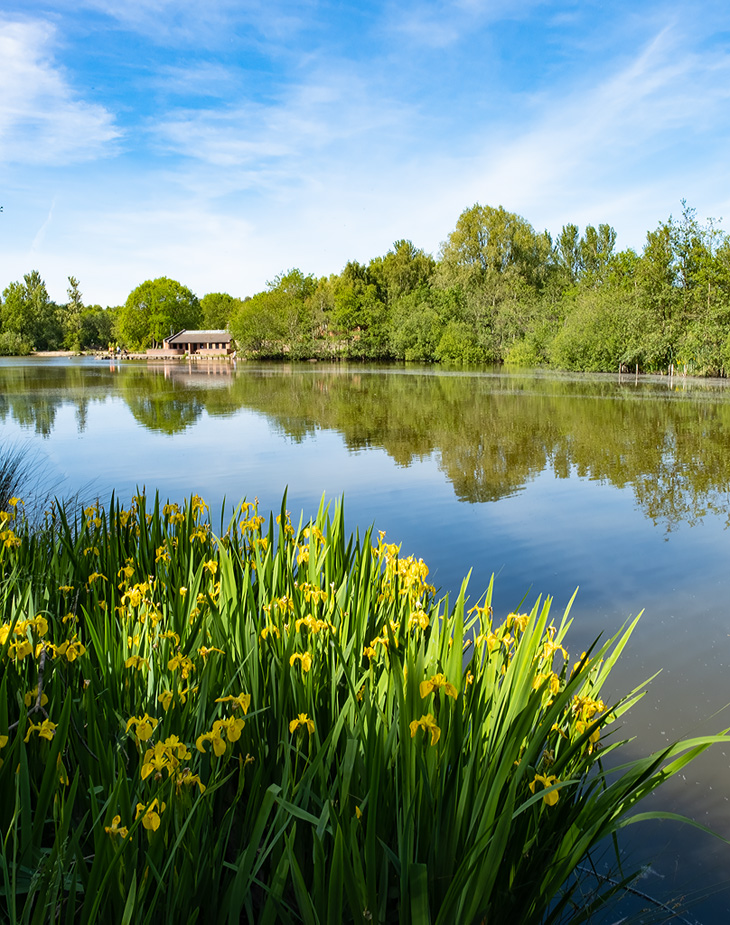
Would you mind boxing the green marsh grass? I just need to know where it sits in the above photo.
[0,492,727,923]
[0,445,38,514]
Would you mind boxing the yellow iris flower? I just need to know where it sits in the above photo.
[409,714,441,745]
[135,799,166,831]
[215,692,251,714]
[23,687,49,708]
[196,722,227,757]
[289,713,315,736]
[8,639,32,661]
[289,652,313,673]
[196,717,244,756]
[105,814,128,838]
[168,653,195,679]
[126,713,158,742]
[158,690,174,711]
[124,654,148,672]
[176,769,206,794]
[225,716,245,742]
[419,673,458,700]
[24,719,57,743]
[530,773,561,806]
[507,612,530,632]
[141,743,171,780]
[474,631,500,653]
[408,610,430,631]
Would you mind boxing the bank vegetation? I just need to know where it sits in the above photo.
[4,202,730,376]
[0,489,728,922]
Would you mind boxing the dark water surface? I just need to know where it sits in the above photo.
[2,356,730,921]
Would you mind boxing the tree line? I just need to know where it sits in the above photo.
[4,201,730,375]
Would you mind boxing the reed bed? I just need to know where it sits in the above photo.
[0,492,726,923]
[0,446,39,515]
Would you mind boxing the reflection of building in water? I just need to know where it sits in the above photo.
[155,359,234,386]
[148,329,233,357]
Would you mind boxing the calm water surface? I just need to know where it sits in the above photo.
[2,356,730,922]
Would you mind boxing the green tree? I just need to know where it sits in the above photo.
[631,223,680,370]
[555,224,581,285]
[670,205,730,374]
[578,224,617,286]
[228,293,275,355]
[327,262,388,358]
[61,276,84,350]
[670,201,714,293]
[229,270,317,357]
[438,204,552,292]
[368,240,435,304]
[79,305,116,350]
[200,292,239,329]
[117,278,201,350]
[388,292,443,362]
[269,269,317,358]
[436,204,553,361]
[0,271,61,350]
[549,286,632,371]
[0,331,32,356]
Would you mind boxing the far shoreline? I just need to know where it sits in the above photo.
[33,350,82,357]
[29,350,236,361]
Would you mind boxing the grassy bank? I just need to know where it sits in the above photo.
[0,492,726,923]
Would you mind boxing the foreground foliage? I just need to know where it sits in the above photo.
[0,493,726,923]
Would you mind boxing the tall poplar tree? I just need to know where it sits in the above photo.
[62,276,84,350]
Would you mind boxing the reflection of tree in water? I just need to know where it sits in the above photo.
[0,393,58,437]
[2,360,730,529]
[550,387,730,529]
[0,365,92,437]
[75,398,90,433]
[234,368,440,463]
[121,368,206,435]
[0,362,139,437]
[226,367,730,529]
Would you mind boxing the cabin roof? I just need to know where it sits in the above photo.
[165,329,231,344]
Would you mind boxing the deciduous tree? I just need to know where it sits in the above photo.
[62,276,84,350]
[1,271,61,350]
[200,292,239,329]
[117,278,201,350]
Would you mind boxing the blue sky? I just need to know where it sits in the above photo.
[2,0,730,307]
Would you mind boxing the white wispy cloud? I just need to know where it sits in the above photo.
[152,62,247,99]
[30,197,57,252]
[153,65,413,184]
[49,0,315,47]
[460,20,730,245]
[0,18,120,165]
[383,0,547,48]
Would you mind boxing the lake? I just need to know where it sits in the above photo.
[2,356,730,922]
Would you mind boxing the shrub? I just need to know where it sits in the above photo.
[0,331,32,356]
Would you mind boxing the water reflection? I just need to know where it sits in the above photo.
[2,358,730,919]
[2,360,729,531]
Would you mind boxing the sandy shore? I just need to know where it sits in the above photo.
[33,350,86,357]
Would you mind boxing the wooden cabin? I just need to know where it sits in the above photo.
[148,330,233,357]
